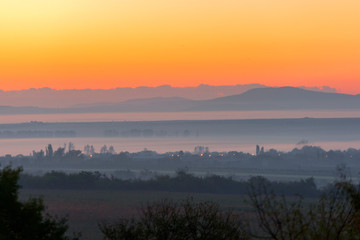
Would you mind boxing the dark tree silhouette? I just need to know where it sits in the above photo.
[247,176,360,240]
[99,198,248,240]
[45,144,53,159]
[0,166,80,240]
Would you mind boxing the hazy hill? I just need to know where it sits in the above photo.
[202,87,360,110]
[78,97,194,112]
[0,84,335,108]
[78,87,360,112]
[0,87,358,114]
[0,106,52,114]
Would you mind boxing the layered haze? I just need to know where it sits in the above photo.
[2,1,360,239]
[0,86,359,123]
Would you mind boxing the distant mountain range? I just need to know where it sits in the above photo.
[0,87,359,114]
[0,84,336,108]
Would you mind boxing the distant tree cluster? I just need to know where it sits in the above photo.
[194,146,209,154]
[32,143,83,161]
[15,144,360,163]
[4,143,360,170]
[255,145,360,162]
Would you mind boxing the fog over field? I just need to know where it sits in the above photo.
[1,117,360,188]
[0,117,359,140]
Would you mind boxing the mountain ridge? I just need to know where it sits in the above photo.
[0,84,337,108]
[0,87,359,114]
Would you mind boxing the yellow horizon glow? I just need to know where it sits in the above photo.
[0,0,359,93]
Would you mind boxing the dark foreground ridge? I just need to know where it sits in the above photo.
[3,166,360,239]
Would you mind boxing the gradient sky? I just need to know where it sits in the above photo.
[1,0,359,93]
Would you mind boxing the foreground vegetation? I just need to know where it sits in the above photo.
[0,166,80,240]
[100,198,248,240]
[3,166,360,239]
[20,189,251,240]
[99,171,360,240]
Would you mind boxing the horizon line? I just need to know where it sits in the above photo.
[0,84,339,92]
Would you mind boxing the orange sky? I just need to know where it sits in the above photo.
[0,0,359,93]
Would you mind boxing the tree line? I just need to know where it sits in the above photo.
[19,170,319,197]
[5,144,360,164]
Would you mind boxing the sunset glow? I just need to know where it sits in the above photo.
[1,0,359,93]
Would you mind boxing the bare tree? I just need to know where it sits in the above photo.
[99,198,248,240]
[247,176,360,240]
